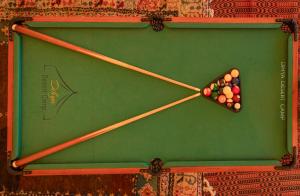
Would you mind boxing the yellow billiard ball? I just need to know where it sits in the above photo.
[231,69,239,78]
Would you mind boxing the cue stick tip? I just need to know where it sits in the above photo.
[195,89,201,96]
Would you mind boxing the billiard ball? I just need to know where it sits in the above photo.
[232,86,240,95]
[223,86,232,95]
[227,98,233,103]
[225,82,232,87]
[234,103,241,110]
[210,83,219,91]
[233,95,240,103]
[231,69,239,78]
[232,78,240,86]
[218,95,226,103]
[224,74,232,82]
[225,91,233,99]
[211,92,219,100]
[203,88,212,96]
[218,87,224,95]
[227,102,233,108]
[217,79,226,87]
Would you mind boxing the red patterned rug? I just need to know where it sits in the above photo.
[0,0,300,195]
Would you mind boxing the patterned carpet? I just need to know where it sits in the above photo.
[0,0,300,195]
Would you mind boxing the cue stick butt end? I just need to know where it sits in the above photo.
[11,160,18,169]
[9,17,32,40]
[7,158,23,175]
[11,24,17,31]
[197,89,201,95]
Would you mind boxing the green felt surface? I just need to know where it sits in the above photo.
[13,22,293,169]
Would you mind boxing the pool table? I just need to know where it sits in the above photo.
[7,16,298,176]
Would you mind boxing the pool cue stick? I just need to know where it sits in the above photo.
[12,24,200,92]
[12,93,200,168]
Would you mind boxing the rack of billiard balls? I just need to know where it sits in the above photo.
[202,68,241,112]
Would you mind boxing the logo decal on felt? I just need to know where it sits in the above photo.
[279,61,287,120]
[201,68,241,112]
[41,65,77,120]
[49,80,60,105]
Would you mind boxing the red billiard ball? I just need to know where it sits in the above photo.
[232,86,240,95]
[227,102,233,108]
[217,79,226,87]
[203,88,212,97]
[233,95,240,103]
